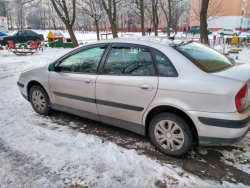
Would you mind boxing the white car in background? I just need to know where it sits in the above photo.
[217,27,241,36]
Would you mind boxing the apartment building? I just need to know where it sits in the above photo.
[189,0,250,31]
[122,0,250,33]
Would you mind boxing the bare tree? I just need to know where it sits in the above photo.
[0,0,7,17]
[15,0,41,29]
[144,0,162,36]
[51,0,78,47]
[159,0,189,36]
[126,0,146,36]
[191,0,225,22]
[78,0,103,40]
[101,0,122,38]
[48,1,58,30]
[200,0,209,44]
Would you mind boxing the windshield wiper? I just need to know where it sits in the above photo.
[173,40,194,48]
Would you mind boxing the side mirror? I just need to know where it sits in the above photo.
[48,63,55,71]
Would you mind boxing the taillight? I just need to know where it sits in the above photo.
[235,85,248,113]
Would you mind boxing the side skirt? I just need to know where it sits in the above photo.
[51,104,145,136]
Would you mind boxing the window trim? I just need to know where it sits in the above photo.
[100,43,157,77]
[54,43,109,75]
[150,47,178,77]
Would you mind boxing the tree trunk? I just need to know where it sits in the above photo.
[106,11,118,38]
[140,0,145,36]
[152,2,158,36]
[52,16,57,30]
[66,24,78,47]
[20,5,23,30]
[94,20,100,41]
[167,0,171,37]
[200,0,209,45]
[101,0,118,38]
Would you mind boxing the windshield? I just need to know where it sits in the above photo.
[10,31,18,36]
[172,41,234,73]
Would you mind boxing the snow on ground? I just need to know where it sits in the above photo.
[218,132,250,174]
[0,40,250,187]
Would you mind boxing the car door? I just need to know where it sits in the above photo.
[49,44,108,121]
[96,43,158,130]
[16,31,27,43]
[26,30,36,41]
[223,29,228,34]
[228,29,233,35]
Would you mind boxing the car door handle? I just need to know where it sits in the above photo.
[84,79,92,84]
[140,84,153,90]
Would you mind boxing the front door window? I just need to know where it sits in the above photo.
[58,45,106,73]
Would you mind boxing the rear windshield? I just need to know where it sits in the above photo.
[173,42,234,73]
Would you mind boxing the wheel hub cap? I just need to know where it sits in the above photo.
[166,133,172,139]
[154,120,185,151]
[32,90,46,112]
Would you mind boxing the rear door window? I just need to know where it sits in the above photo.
[26,30,35,35]
[151,49,177,76]
[103,44,155,75]
[173,42,233,73]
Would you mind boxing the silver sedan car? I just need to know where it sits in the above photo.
[17,38,250,157]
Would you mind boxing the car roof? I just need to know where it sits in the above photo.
[82,37,173,50]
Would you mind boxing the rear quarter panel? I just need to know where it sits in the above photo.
[143,45,244,125]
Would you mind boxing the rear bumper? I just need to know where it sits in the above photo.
[188,107,250,146]
[199,126,249,145]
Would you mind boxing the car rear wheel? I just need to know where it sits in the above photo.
[149,112,193,157]
[234,33,238,36]
[29,85,50,115]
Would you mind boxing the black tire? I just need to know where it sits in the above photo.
[234,33,237,36]
[148,112,193,157]
[35,38,41,42]
[29,85,50,115]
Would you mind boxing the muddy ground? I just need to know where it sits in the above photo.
[48,111,250,186]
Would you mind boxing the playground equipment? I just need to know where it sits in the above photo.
[7,41,39,55]
[47,31,64,47]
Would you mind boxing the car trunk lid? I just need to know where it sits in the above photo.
[213,61,250,82]
[213,61,250,111]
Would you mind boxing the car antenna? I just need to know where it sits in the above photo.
[168,32,177,40]
[168,32,177,46]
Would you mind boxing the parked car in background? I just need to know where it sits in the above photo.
[0,32,7,37]
[163,27,175,34]
[207,29,213,35]
[188,26,213,35]
[0,30,44,46]
[217,27,241,36]
[17,38,250,157]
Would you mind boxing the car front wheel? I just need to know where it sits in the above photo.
[29,85,50,115]
[149,112,193,157]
